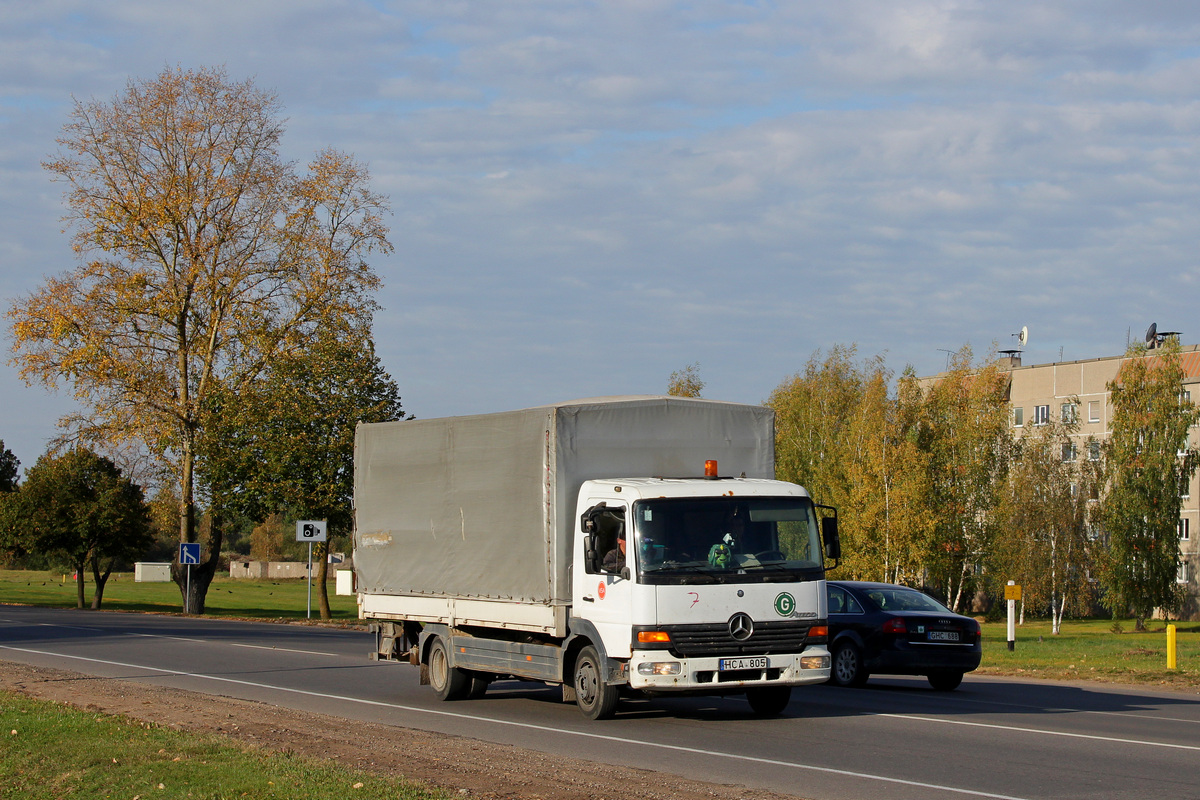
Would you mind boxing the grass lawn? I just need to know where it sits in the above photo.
[978,617,1200,689]
[0,691,444,800]
[0,568,360,620]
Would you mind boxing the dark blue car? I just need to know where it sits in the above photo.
[827,581,982,691]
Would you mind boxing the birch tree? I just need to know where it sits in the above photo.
[8,67,392,613]
[667,363,705,398]
[914,347,1013,611]
[769,347,931,583]
[998,417,1101,633]
[1098,340,1199,629]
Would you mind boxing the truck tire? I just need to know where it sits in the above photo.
[467,673,491,699]
[746,686,792,716]
[573,646,619,720]
[428,637,470,701]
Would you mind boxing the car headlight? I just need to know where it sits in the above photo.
[800,655,830,670]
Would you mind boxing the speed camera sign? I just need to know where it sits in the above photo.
[296,520,327,542]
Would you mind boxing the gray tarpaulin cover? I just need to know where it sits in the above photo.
[353,396,774,605]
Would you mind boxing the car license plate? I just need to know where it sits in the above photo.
[719,657,768,671]
[928,631,960,642]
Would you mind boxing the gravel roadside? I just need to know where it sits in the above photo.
[0,659,807,800]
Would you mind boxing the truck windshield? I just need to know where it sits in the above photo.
[632,497,824,584]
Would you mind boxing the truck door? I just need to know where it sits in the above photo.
[577,501,634,658]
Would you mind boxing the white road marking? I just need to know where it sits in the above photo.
[121,631,344,658]
[0,618,346,658]
[878,712,1200,751]
[923,676,1200,725]
[1,643,1028,800]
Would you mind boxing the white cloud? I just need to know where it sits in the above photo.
[5,1,1200,467]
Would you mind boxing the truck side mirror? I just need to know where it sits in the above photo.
[584,533,599,572]
[822,516,841,561]
[580,503,606,573]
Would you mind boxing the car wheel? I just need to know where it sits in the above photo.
[428,637,470,701]
[573,645,619,720]
[927,670,964,691]
[831,641,868,687]
[746,686,792,716]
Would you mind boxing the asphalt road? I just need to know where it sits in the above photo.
[2,605,1198,800]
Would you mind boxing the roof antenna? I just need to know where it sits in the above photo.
[999,326,1028,360]
[1146,322,1182,350]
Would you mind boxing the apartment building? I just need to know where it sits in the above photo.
[1003,343,1200,620]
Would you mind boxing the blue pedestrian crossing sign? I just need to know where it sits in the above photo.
[179,542,201,565]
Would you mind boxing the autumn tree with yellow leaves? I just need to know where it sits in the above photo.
[768,346,933,587]
[912,347,1014,611]
[8,66,392,613]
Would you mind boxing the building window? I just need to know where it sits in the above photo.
[1178,562,1191,585]
[1012,407,1024,427]
[1033,405,1050,426]
[1088,400,1100,423]
[1180,518,1190,541]
[1088,441,1102,462]
[1061,403,1077,424]
[1061,442,1077,462]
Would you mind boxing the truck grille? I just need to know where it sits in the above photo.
[665,620,811,657]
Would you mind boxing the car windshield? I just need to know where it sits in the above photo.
[633,496,823,583]
[863,587,952,613]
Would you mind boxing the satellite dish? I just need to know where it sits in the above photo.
[1146,322,1158,348]
[1018,326,1029,349]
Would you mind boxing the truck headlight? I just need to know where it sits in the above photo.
[637,662,682,676]
[800,655,830,670]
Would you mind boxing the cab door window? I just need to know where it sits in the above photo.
[581,504,627,575]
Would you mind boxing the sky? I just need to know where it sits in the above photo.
[3,1,1200,471]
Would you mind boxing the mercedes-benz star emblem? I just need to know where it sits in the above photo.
[728,612,754,641]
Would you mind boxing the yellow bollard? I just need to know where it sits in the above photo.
[1167,624,1177,670]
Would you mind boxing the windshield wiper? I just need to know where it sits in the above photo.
[653,563,715,573]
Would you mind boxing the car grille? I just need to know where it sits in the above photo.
[664,620,812,657]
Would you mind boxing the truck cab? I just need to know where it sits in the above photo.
[570,472,835,717]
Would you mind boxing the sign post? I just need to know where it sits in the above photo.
[296,521,327,619]
[179,542,201,614]
[1005,581,1022,651]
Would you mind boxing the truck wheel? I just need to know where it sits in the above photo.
[467,673,491,699]
[746,686,792,716]
[831,641,869,687]
[428,637,469,701]
[927,670,964,691]
[573,646,619,720]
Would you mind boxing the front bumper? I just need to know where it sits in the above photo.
[628,647,831,692]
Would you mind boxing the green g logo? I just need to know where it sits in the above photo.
[774,592,796,616]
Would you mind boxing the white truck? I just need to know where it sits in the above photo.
[354,396,840,719]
